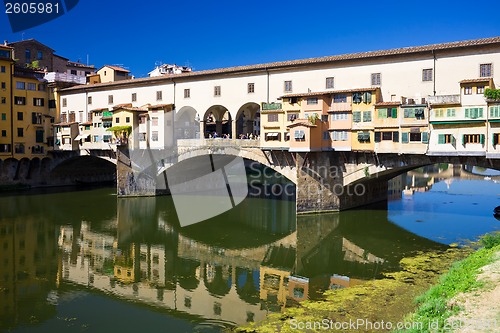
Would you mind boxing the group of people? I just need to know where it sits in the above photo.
[207,132,259,140]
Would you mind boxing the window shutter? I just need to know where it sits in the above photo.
[494,134,498,146]
[462,134,466,145]
[391,108,397,118]
[374,132,381,142]
[465,108,470,118]
[393,131,399,142]
[451,135,456,147]
[363,92,372,104]
[478,108,483,118]
[402,132,409,143]
[438,134,445,144]
[422,132,429,143]
[404,109,409,118]
[480,134,485,145]
[32,112,37,124]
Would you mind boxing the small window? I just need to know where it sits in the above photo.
[1,113,5,120]
[1,82,5,89]
[1,97,5,104]
[326,77,334,89]
[307,98,318,105]
[16,81,25,90]
[62,98,67,107]
[464,86,473,95]
[132,93,137,102]
[125,117,130,123]
[37,51,43,60]
[156,91,162,101]
[214,86,221,96]
[115,117,120,123]
[152,131,159,141]
[284,80,292,93]
[87,96,92,105]
[152,117,158,126]
[422,68,433,82]
[480,63,492,77]
[0,66,5,73]
[17,112,23,121]
[1,130,6,137]
[15,96,26,105]
[267,114,278,122]
[27,83,36,91]
[294,130,305,141]
[184,89,190,98]
[477,86,485,94]
[33,98,44,107]
[108,95,113,104]
[17,128,23,137]
[247,83,255,93]
[333,94,347,103]
[70,70,77,75]
[38,84,46,91]
[371,73,381,86]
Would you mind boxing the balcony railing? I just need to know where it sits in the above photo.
[44,72,86,84]
[427,95,460,105]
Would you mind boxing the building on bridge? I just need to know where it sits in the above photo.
[55,36,500,157]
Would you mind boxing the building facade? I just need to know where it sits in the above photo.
[56,36,500,157]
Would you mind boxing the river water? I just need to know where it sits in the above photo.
[0,165,499,333]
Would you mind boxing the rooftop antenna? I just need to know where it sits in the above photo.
[87,54,89,66]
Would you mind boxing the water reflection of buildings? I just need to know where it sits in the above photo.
[0,216,58,328]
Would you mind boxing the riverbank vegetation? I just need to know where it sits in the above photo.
[235,232,500,333]
[397,232,500,332]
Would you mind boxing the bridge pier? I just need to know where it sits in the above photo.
[294,152,389,214]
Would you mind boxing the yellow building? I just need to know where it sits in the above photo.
[260,102,288,149]
[374,101,401,153]
[111,104,141,148]
[0,45,14,158]
[11,67,51,159]
[350,88,380,151]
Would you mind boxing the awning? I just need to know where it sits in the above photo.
[266,132,279,138]
[74,134,90,141]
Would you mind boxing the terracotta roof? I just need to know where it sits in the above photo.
[91,107,109,112]
[80,121,93,126]
[54,122,78,126]
[61,36,500,93]
[375,101,401,106]
[287,121,317,128]
[100,65,130,72]
[327,108,352,113]
[281,87,378,99]
[113,106,145,112]
[459,78,493,84]
[113,103,133,109]
[148,103,174,110]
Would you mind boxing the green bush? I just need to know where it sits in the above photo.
[480,231,500,249]
[484,88,500,100]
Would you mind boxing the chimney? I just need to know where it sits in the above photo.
[3,40,7,46]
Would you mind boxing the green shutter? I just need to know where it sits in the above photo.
[393,131,399,142]
[478,108,483,118]
[378,109,387,118]
[35,130,44,143]
[451,135,456,146]
[404,109,409,118]
[480,134,485,145]
[465,108,469,118]
[32,112,37,124]
[463,134,466,145]
[438,134,445,144]
[363,92,372,104]
[422,132,429,143]
[353,111,361,122]
[402,132,409,143]
[363,111,372,122]
[374,132,381,142]
[391,108,398,118]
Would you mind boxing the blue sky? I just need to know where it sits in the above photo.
[1,0,500,78]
